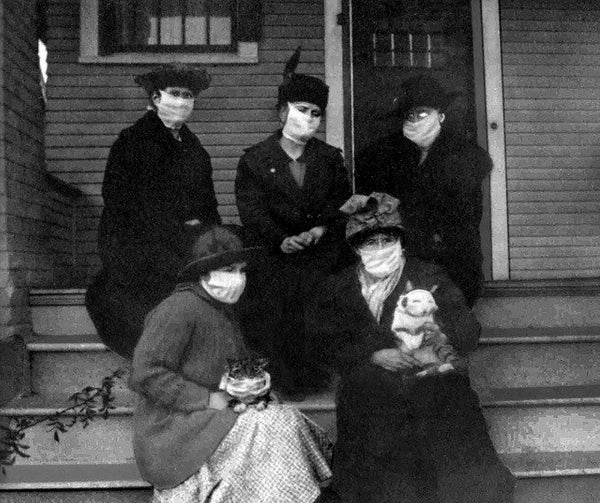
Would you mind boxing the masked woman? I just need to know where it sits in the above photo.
[130,225,332,503]
[307,194,514,503]
[355,75,492,307]
[235,49,351,397]
[85,64,221,359]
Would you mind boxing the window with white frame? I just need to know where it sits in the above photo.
[372,20,445,69]
[80,0,261,64]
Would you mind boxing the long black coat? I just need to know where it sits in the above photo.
[306,258,514,503]
[234,132,352,391]
[355,129,492,305]
[86,111,221,358]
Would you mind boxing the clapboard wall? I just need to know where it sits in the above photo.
[44,0,326,281]
[501,0,600,279]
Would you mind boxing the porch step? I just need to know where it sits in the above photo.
[3,385,600,466]
[26,327,600,398]
[30,287,600,334]
[473,294,600,328]
[470,326,600,389]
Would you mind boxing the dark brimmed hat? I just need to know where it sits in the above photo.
[389,74,460,119]
[340,192,405,245]
[278,47,329,112]
[177,225,263,282]
[134,64,211,96]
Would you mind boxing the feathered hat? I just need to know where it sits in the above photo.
[277,47,329,111]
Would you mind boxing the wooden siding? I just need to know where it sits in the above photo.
[501,0,600,279]
[44,0,326,281]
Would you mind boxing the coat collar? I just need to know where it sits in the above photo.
[173,281,236,315]
[133,111,197,149]
[249,131,332,207]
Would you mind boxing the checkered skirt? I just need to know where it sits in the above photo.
[153,404,333,503]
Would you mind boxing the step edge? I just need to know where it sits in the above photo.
[0,479,151,490]
[27,342,108,352]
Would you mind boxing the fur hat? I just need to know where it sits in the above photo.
[134,64,211,96]
[278,47,329,112]
[177,225,262,281]
[340,192,405,246]
[390,74,459,119]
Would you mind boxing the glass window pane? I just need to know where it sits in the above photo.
[208,0,232,45]
[185,0,207,45]
[117,0,156,47]
[160,0,183,45]
[210,17,232,45]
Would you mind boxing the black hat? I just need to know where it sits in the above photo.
[177,225,263,282]
[278,47,329,112]
[390,74,459,119]
[134,64,211,96]
[340,192,405,246]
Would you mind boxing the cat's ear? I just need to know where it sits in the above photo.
[405,280,414,292]
[257,357,269,370]
[430,284,439,294]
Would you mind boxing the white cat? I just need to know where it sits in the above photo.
[391,282,460,377]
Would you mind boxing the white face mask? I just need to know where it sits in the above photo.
[282,103,321,145]
[201,271,247,304]
[154,90,195,129]
[403,111,443,148]
[358,242,404,278]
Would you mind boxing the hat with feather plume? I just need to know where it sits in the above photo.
[277,47,329,111]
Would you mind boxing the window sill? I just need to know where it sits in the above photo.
[79,43,258,65]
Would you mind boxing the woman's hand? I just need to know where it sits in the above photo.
[371,348,420,371]
[280,235,308,253]
[208,391,231,410]
[308,226,326,244]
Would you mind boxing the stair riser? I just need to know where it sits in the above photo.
[0,408,336,466]
[515,474,600,503]
[5,404,598,467]
[32,305,95,337]
[473,296,600,328]
[0,490,152,502]
[470,343,600,389]
[30,352,129,397]
[1,416,134,465]
[485,405,600,453]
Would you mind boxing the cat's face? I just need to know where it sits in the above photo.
[225,357,269,379]
[398,289,437,317]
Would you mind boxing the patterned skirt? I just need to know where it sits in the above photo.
[152,404,333,503]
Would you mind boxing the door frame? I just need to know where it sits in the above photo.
[324,0,509,279]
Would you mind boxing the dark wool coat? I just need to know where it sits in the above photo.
[355,129,493,306]
[85,111,221,358]
[306,258,515,503]
[130,283,245,490]
[234,132,352,391]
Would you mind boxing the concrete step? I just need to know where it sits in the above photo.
[483,385,600,453]
[26,335,130,397]
[26,326,600,399]
[3,386,600,466]
[474,293,600,328]
[31,286,600,333]
[509,451,600,503]
[30,289,93,337]
[2,453,600,501]
[0,388,336,466]
[470,326,600,389]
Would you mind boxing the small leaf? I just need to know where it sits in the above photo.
[53,431,60,442]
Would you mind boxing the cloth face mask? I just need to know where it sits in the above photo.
[155,90,195,129]
[358,242,404,278]
[282,103,321,144]
[201,271,247,304]
[403,111,443,149]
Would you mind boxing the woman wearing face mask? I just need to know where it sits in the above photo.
[307,193,515,503]
[130,225,333,503]
[85,64,221,359]
[354,75,493,307]
[235,48,351,398]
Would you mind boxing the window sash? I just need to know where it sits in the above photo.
[106,0,238,54]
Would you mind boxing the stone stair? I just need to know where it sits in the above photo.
[1,287,600,501]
